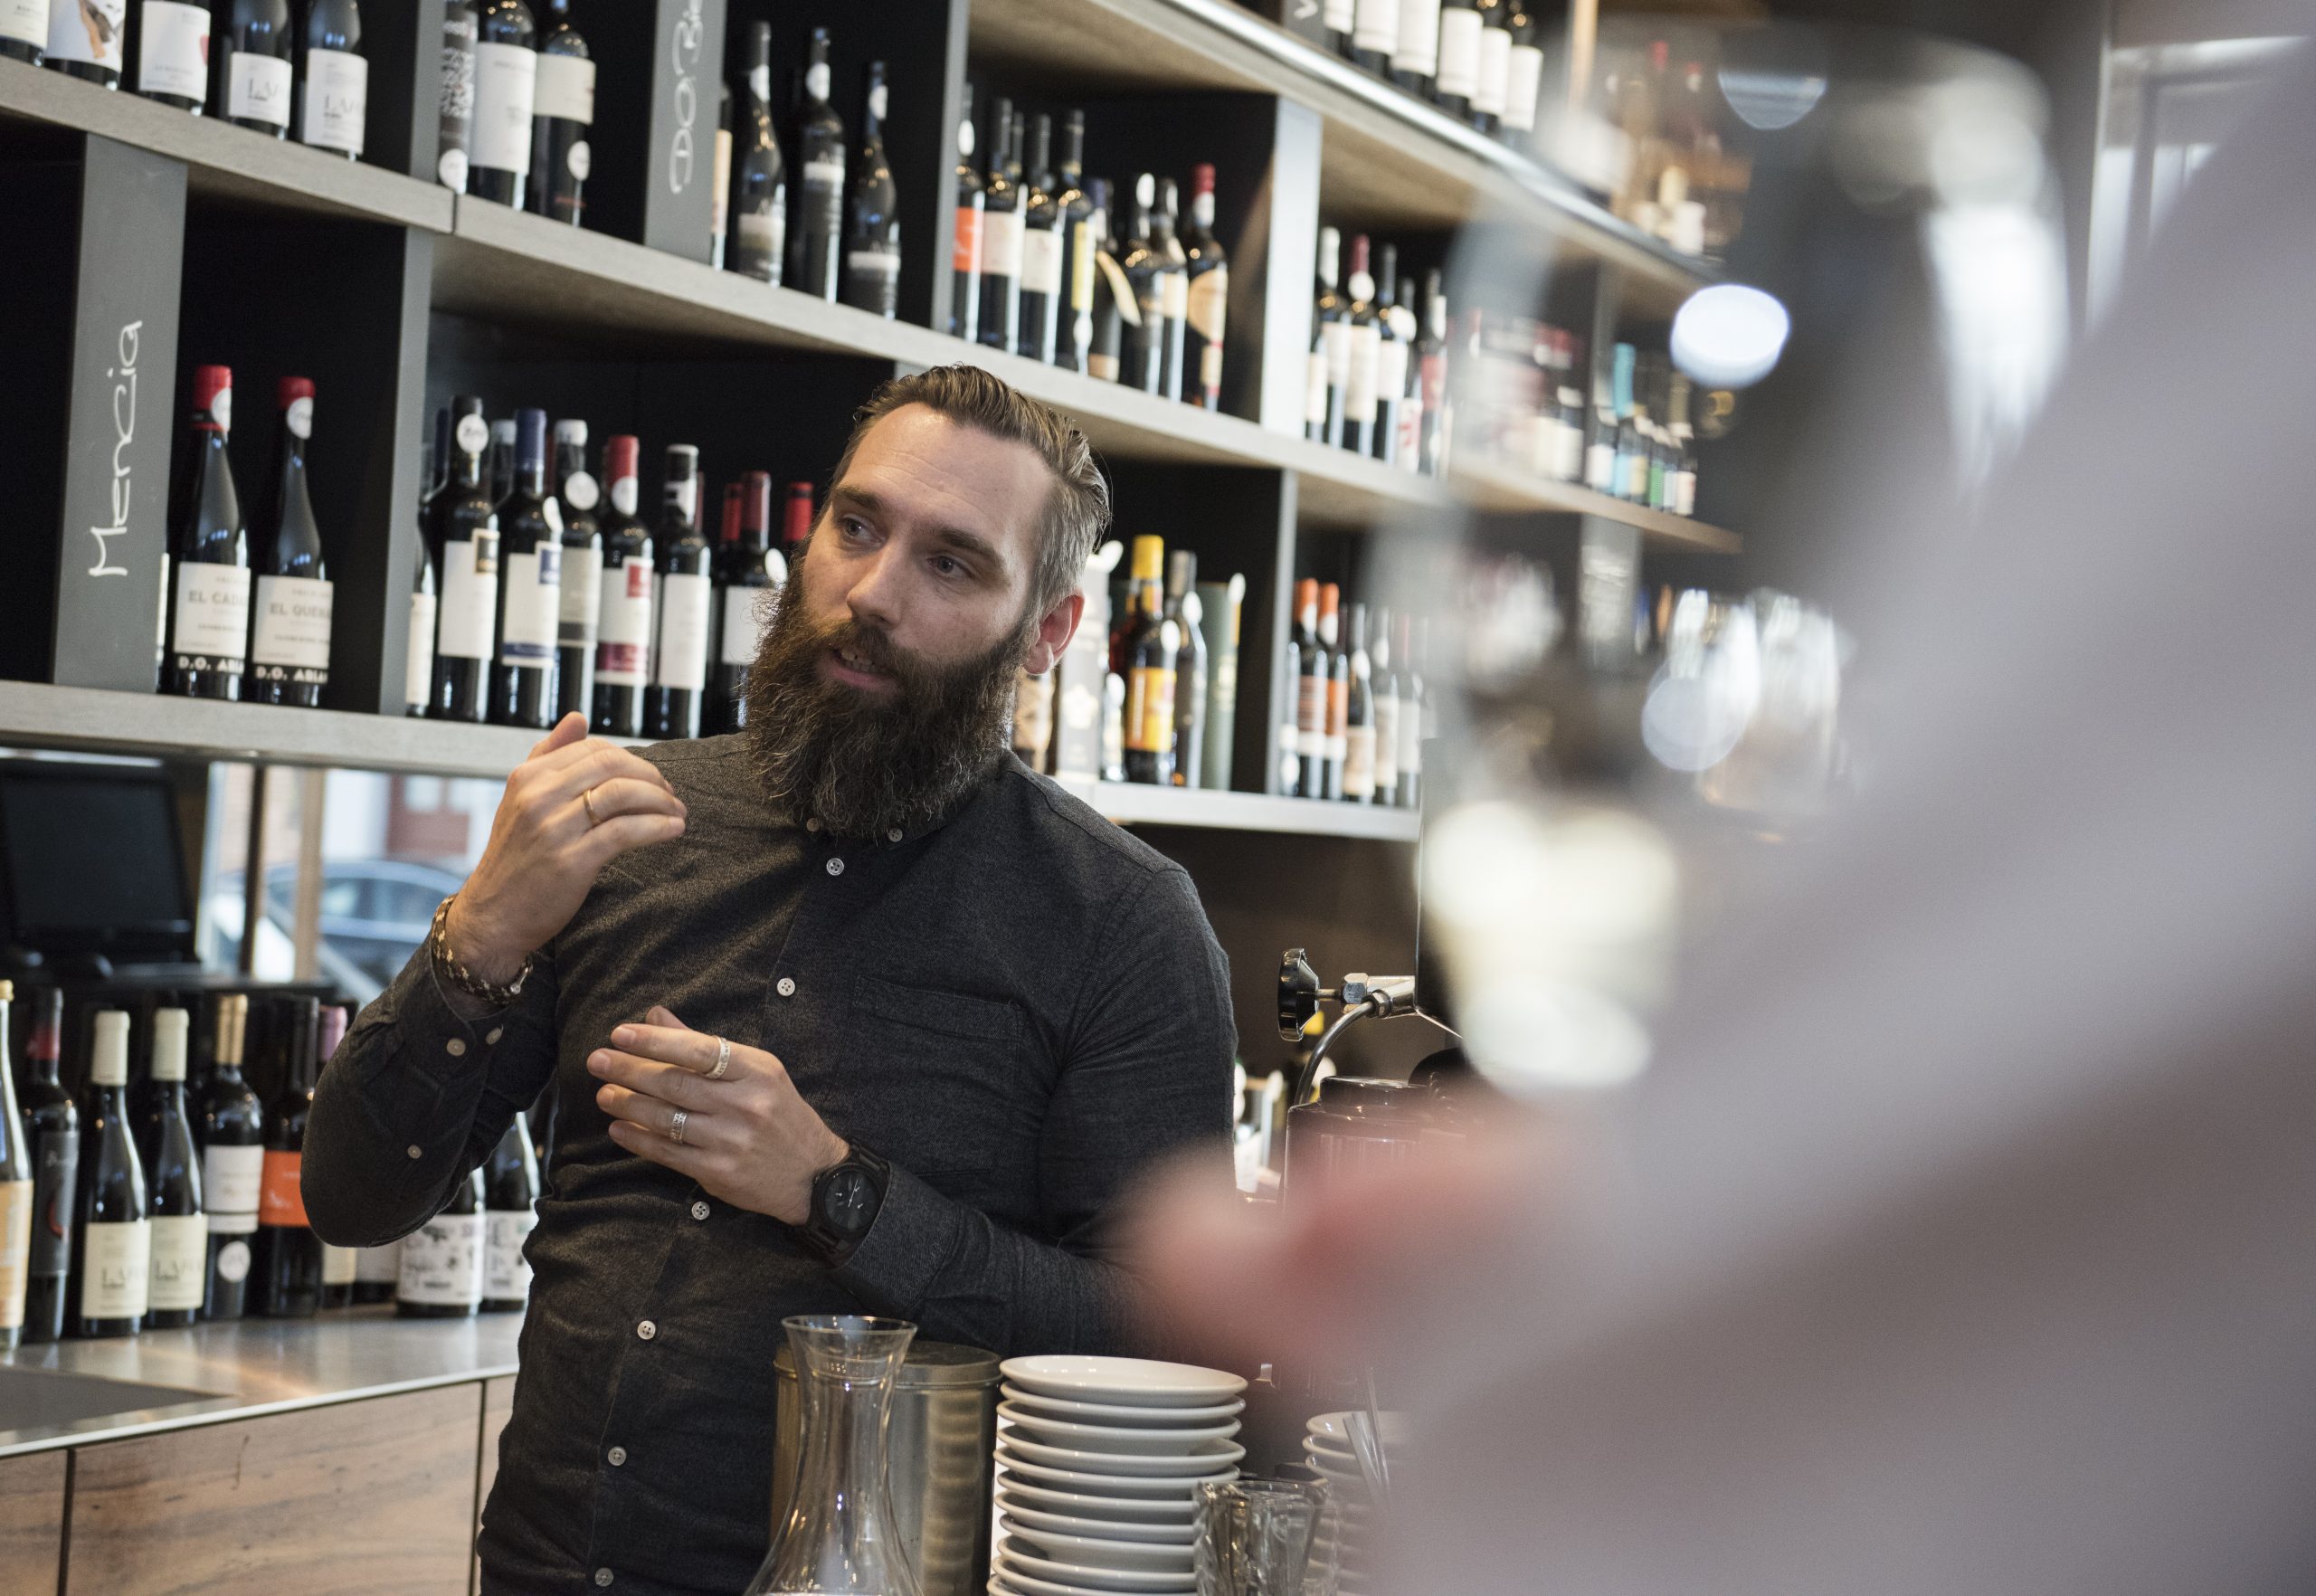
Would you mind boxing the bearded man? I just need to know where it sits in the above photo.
[306,366,1236,1596]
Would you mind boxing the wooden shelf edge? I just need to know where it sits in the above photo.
[1452,458,1743,552]
[1062,776,1422,841]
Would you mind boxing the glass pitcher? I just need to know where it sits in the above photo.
[745,1315,925,1596]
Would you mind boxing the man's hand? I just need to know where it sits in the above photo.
[588,1006,850,1226]
[449,713,688,984]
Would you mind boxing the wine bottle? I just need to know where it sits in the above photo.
[1343,235,1382,457]
[1471,0,1512,134]
[1119,175,1167,396]
[1085,180,1125,383]
[527,0,590,223]
[840,61,901,318]
[1016,114,1061,363]
[43,0,121,87]
[140,1007,206,1330]
[248,377,334,708]
[481,1112,540,1312]
[592,434,653,737]
[710,73,730,267]
[1417,270,1448,476]
[437,0,479,192]
[1343,603,1376,803]
[1500,0,1545,148]
[714,472,781,733]
[1306,227,1347,447]
[253,998,321,1319]
[1294,580,1328,799]
[396,1165,484,1319]
[948,83,982,342]
[1435,0,1483,121]
[729,22,786,285]
[352,1237,402,1304]
[134,0,211,111]
[646,445,711,740]
[218,0,293,138]
[1120,537,1177,786]
[1322,584,1349,801]
[492,407,562,730]
[200,993,261,1321]
[1351,0,1398,77]
[71,1012,149,1339]
[1165,551,1206,790]
[1322,0,1353,57]
[19,990,76,1344]
[488,415,516,504]
[1194,576,1241,792]
[1371,605,1400,805]
[294,0,365,159]
[975,96,1020,353]
[1396,613,1425,809]
[469,0,537,208]
[430,398,497,722]
[1371,245,1407,465]
[166,365,252,702]
[1052,112,1093,374]
[782,480,815,559]
[0,1,48,65]
[553,419,602,721]
[0,982,32,1349]
[1391,0,1441,97]
[1153,178,1191,403]
[1182,164,1229,411]
[789,27,845,301]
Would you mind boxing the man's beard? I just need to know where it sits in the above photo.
[740,584,1031,841]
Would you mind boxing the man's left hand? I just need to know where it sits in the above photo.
[588,1006,849,1226]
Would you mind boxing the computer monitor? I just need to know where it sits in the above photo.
[0,760,196,963]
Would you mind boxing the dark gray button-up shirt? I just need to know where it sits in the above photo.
[304,739,1236,1596]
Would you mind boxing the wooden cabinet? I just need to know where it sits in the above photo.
[0,1451,65,1596]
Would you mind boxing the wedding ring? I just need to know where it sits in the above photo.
[582,786,601,827]
[669,1108,688,1145]
[708,1036,732,1080]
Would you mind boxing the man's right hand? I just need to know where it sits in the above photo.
[446,713,688,985]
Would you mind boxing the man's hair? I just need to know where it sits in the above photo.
[827,365,1111,621]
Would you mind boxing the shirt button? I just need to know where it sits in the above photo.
[805,816,821,833]
[887,828,903,842]
[606,1445,628,1467]
[594,1569,615,1588]
[776,977,796,998]
[691,1200,710,1221]
[637,1319,657,1341]
[825,857,845,878]
[445,1038,467,1058]
[485,1027,503,1045]
[406,1145,423,1160]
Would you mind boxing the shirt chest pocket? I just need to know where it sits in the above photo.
[834,974,1046,1182]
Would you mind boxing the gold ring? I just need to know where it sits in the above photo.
[708,1037,732,1081]
[669,1108,688,1145]
[582,786,600,827]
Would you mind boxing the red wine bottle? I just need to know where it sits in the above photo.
[44,0,124,88]
[310,1008,356,1308]
[1182,164,1229,411]
[134,0,213,112]
[491,407,562,729]
[0,982,28,1349]
[253,999,321,1319]
[430,397,498,722]
[294,0,366,160]
[789,28,845,300]
[976,97,1020,352]
[165,365,252,701]
[199,994,261,1322]
[947,83,982,340]
[730,22,787,284]
[140,1008,207,1331]
[591,434,652,737]
[218,0,295,138]
[714,471,781,733]
[1015,113,1060,361]
[1,4,48,66]
[645,445,710,740]
[249,377,334,708]
[553,418,602,722]
[405,409,445,718]
[840,61,901,318]
[469,0,538,207]
[19,991,76,1344]
[71,1012,149,1339]
[1053,112,1093,374]
[783,481,815,561]
[481,1112,539,1313]
[527,0,590,224]
[397,1165,484,1319]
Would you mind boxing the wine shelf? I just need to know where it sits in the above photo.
[1068,777,1425,841]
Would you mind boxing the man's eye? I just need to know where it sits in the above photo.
[840,518,871,543]
[932,556,964,578]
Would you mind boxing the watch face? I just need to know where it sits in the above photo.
[821,1167,877,1235]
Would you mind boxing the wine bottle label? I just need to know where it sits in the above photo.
[1322,319,1354,385]
[1020,227,1064,296]
[251,575,335,682]
[470,41,536,176]
[1554,416,1587,483]
[532,51,595,124]
[0,0,45,47]
[805,62,830,100]
[439,536,499,661]
[802,157,845,231]
[1475,24,1513,117]
[1161,271,1190,322]
[258,1149,308,1228]
[1374,696,1400,785]
[1343,727,1377,798]
[712,129,731,238]
[652,572,712,689]
[953,204,983,274]
[1353,0,1400,54]
[1327,679,1350,747]
[562,470,600,511]
[1124,666,1178,755]
[720,584,768,667]
[1374,336,1410,409]
[214,1236,252,1283]
[1296,672,1328,740]
[321,1243,357,1287]
[228,50,293,128]
[1504,43,1546,133]
[147,1212,208,1312]
[46,0,122,69]
[302,48,370,156]
[610,474,639,517]
[498,547,562,665]
[0,1180,29,1329]
[1188,269,1228,345]
[981,206,1025,280]
[1323,0,1354,29]
[1305,351,1331,428]
[171,563,253,672]
[136,2,210,100]
[354,1239,403,1284]
[1586,439,1615,492]
[202,1143,264,1236]
[30,1132,76,1277]
[847,246,901,280]
[1346,323,1383,423]
[80,1220,151,1321]
[404,592,439,708]
[737,205,784,260]
[594,557,653,684]
[1399,694,1423,775]
[1393,0,1441,73]
[1436,9,1483,97]
[398,1211,483,1306]
[1676,470,1697,518]
[557,545,603,644]
[484,1210,536,1300]
[1200,344,1224,396]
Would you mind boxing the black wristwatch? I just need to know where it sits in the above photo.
[797,1145,890,1265]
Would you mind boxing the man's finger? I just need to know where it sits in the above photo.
[588,1049,713,1108]
[527,711,590,762]
[607,1116,715,1177]
[563,778,686,836]
[610,1020,737,1078]
[570,813,687,871]
[546,742,677,799]
[594,1082,718,1143]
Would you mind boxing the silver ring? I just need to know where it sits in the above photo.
[582,786,601,827]
[669,1108,688,1145]
[708,1036,732,1081]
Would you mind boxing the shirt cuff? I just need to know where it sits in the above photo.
[829,1163,966,1318]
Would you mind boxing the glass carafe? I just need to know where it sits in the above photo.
[745,1315,925,1596]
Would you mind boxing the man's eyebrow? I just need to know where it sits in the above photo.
[831,484,1011,576]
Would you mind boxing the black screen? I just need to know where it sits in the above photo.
[0,765,195,958]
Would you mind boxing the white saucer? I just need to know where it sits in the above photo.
[999,1401,1240,1452]
[999,1546,1197,1594]
[1000,1516,1196,1572]
[1306,1411,1412,1448]
[994,1478,1201,1521]
[996,1493,1200,1544]
[1002,1383,1246,1427]
[1001,1354,1248,1407]
[1001,1431,1246,1476]
[998,1454,1238,1496]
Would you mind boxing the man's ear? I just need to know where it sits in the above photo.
[1021,591,1085,677]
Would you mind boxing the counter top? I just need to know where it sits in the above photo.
[0,1308,522,1458]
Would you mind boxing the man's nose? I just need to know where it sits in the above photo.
[843,545,905,634]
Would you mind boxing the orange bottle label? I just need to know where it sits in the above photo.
[954,206,983,274]
[1125,667,1177,753]
[259,1150,307,1228]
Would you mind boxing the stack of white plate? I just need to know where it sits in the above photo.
[989,1354,1248,1596]
[1302,1411,1410,1596]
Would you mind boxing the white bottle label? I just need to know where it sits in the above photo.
[404,591,438,708]
[250,575,335,679]
[1374,695,1401,787]
[1305,349,1331,428]
[498,547,561,665]
[136,2,209,100]
[80,1221,151,1320]
[321,1243,357,1287]
[1436,9,1483,97]
[595,557,653,683]
[1392,0,1441,74]
[172,564,252,669]
[47,0,122,69]
[302,48,369,156]
[737,206,784,258]
[439,535,499,661]
[982,206,1025,280]
[561,470,600,511]
[1475,24,1513,117]
[1587,439,1616,492]
[1353,0,1400,55]
[804,62,829,101]
[397,1211,483,1306]
[720,584,767,667]
[532,51,594,124]
[1162,270,1190,322]
[202,1144,264,1235]
[228,51,294,128]
[1344,726,1377,799]
[653,571,712,689]
[1322,318,1353,386]
[1346,322,1383,423]
[1399,689,1423,776]
[1020,226,1064,296]
[1555,412,1588,483]
[147,1212,208,1312]
[1323,0,1354,29]
[557,545,603,643]
[470,42,536,175]
[1188,268,1228,345]
[1374,336,1411,408]
[1504,43,1546,133]
[0,0,45,48]
[355,1239,403,1285]
[484,1211,536,1300]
